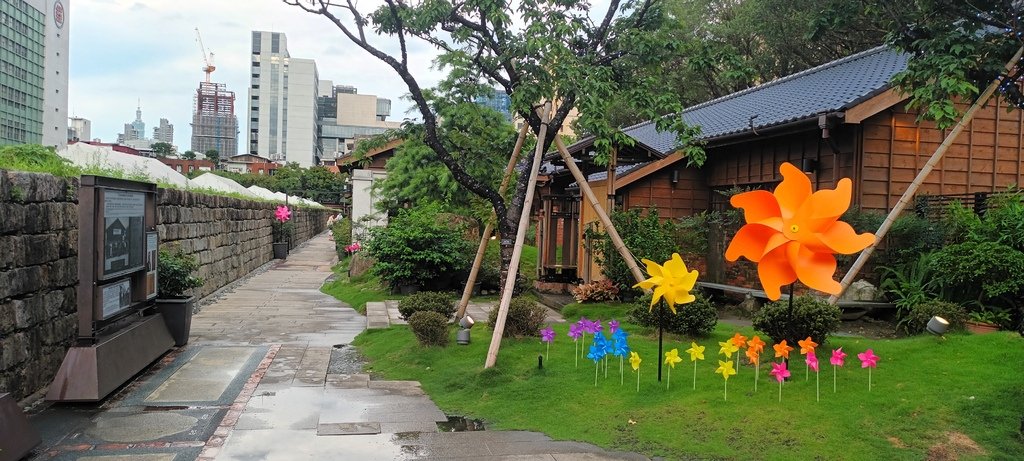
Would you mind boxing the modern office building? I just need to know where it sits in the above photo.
[68,115,90,141]
[153,117,173,144]
[247,31,320,167]
[1,0,69,148]
[319,84,401,160]
[474,88,512,121]
[191,81,238,158]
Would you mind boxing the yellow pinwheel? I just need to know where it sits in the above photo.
[718,340,739,358]
[629,351,642,392]
[716,360,737,401]
[664,348,683,389]
[685,342,705,362]
[632,253,699,314]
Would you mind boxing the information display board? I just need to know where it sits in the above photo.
[100,189,146,280]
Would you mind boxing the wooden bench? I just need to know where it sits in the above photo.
[696,282,895,320]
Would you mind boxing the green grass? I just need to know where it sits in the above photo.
[354,315,1024,460]
[320,258,398,314]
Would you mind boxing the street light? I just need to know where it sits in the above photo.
[927,316,949,336]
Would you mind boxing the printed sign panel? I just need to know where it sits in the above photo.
[101,190,145,279]
[100,279,132,319]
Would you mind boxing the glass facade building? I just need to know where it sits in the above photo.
[0,0,46,145]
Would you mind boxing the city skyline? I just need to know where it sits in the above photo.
[69,0,442,152]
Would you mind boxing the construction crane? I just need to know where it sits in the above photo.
[195,27,215,83]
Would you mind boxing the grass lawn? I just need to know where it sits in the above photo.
[320,258,397,314]
[354,304,1024,460]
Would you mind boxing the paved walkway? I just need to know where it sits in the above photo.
[27,233,646,461]
[367,300,565,329]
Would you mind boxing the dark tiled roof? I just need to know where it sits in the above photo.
[623,46,910,154]
[567,162,650,187]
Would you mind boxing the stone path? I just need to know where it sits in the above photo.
[367,299,566,329]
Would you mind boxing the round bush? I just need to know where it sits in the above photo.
[629,292,718,337]
[398,291,457,320]
[898,299,967,335]
[752,295,840,346]
[408,311,450,346]
[487,297,547,337]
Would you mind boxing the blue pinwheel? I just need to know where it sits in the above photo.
[611,329,631,384]
[587,335,608,386]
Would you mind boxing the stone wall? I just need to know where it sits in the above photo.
[0,170,332,402]
[0,171,80,401]
[156,189,332,300]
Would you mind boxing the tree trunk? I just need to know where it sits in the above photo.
[828,46,1024,303]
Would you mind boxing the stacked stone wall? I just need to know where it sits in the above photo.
[0,171,80,401]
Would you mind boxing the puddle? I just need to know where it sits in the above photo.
[437,415,485,432]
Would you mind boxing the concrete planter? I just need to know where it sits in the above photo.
[155,296,195,346]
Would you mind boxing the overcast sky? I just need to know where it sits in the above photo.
[69,0,443,151]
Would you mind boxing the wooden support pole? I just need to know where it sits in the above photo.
[554,137,646,284]
[456,123,530,320]
[829,46,1024,304]
[485,102,552,369]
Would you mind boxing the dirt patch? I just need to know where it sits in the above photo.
[887,436,907,448]
[926,431,985,460]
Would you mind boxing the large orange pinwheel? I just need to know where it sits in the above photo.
[725,162,875,300]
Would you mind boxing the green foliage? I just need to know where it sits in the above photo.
[397,291,457,321]
[0,144,80,177]
[880,252,940,321]
[272,220,293,244]
[478,240,534,295]
[594,209,677,291]
[487,297,547,338]
[157,248,204,298]
[629,293,718,337]
[204,149,220,162]
[927,241,1024,304]
[884,212,944,267]
[151,142,174,158]
[899,300,967,335]
[182,150,197,160]
[331,217,353,259]
[366,205,472,288]
[674,209,741,257]
[752,296,841,346]
[407,311,450,346]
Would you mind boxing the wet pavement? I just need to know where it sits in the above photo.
[367,300,565,329]
[25,233,648,461]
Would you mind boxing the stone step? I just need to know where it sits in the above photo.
[365,301,390,329]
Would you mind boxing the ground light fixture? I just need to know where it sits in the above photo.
[926,316,949,336]
[457,315,475,345]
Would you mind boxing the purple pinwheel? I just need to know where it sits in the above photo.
[594,319,604,333]
[569,323,583,368]
[540,326,555,361]
[609,319,620,334]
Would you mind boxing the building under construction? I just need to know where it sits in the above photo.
[190,82,238,158]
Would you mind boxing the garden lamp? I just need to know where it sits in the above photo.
[457,315,475,345]
[926,316,949,336]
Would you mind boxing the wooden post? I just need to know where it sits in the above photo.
[607,147,617,212]
[554,137,646,284]
[456,124,530,319]
[485,102,552,369]
[829,46,1024,304]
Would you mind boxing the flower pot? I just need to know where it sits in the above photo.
[273,242,289,259]
[155,296,195,346]
[966,320,999,334]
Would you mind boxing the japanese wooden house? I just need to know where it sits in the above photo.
[537,46,1024,286]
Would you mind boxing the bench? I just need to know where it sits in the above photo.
[695,281,895,320]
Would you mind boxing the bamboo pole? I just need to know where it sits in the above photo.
[456,123,530,319]
[829,46,1024,304]
[554,137,646,284]
[485,102,552,368]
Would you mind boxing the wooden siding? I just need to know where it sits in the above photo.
[858,95,1024,210]
[621,167,708,219]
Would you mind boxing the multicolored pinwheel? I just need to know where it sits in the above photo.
[769,361,791,402]
[830,347,846,393]
[664,348,683,389]
[724,162,875,300]
[685,342,705,390]
[858,349,880,391]
[715,360,737,401]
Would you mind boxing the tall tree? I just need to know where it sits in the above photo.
[204,149,220,163]
[151,142,174,158]
[182,150,197,160]
[284,0,703,289]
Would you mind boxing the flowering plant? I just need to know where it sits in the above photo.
[345,241,362,255]
[272,206,294,243]
[570,279,620,303]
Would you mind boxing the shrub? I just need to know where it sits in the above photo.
[408,311,450,346]
[157,248,204,298]
[880,253,940,321]
[570,279,620,303]
[487,297,547,337]
[927,241,1024,304]
[899,300,967,335]
[398,291,457,320]
[629,293,718,337]
[332,217,353,259]
[593,209,678,291]
[884,213,944,267]
[366,205,472,289]
[752,296,840,346]
[478,242,531,295]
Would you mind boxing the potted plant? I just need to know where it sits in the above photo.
[966,310,1009,334]
[156,247,204,346]
[272,205,293,259]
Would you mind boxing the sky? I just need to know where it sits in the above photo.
[69,0,444,151]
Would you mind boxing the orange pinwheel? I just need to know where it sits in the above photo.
[798,336,818,355]
[748,335,766,354]
[773,340,794,359]
[725,162,875,300]
[745,347,760,365]
[730,333,748,349]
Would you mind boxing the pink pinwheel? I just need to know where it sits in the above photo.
[830,348,846,393]
[769,362,790,402]
[858,349,880,391]
[275,205,292,222]
[540,326,555,361]
[806,352,821,402]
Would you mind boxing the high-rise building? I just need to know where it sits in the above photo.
[68,116,90,141]
[153,118,173,144]
[474,88,512,121]
[0,0,69,148]
[247,31,320,167]
[191,81,238,158]
[320,87,401,160]
[118,104,145,143]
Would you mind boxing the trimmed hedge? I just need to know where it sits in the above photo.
[408,311,450,346]
[488,297,547,337]
[629,292,718,337]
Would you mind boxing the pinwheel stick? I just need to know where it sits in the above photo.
[868,368,872,391]
[620,357,624,385]
[546,342,550,362]
[778,380,782,402]
[692,361,697,390]
[657,301,665,382]
[636,368,640,392]
[833,366,837,393]
[816,369,820,402]
[754,361,759,392]
[574,341,579,368]
[724,379,728,401]
[667,366,671,390]
[595,361,599,386]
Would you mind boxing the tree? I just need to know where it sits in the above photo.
[182,150,197,160]
[204,149,220,163]
[283,0,703,295]
[152,142,174,158]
